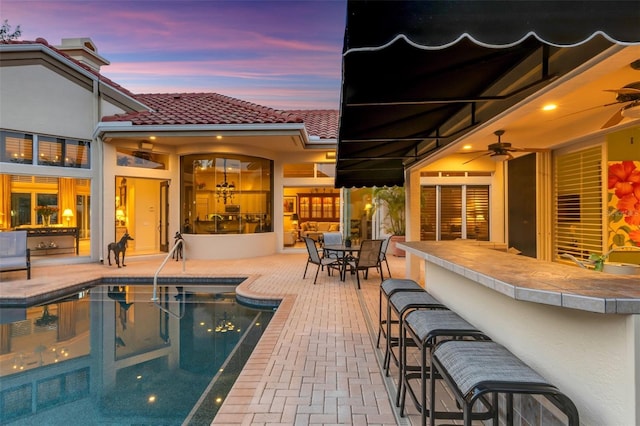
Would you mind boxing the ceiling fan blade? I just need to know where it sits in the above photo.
[549,101,622,122]
[604,88,640,95]
[462,152,491,165]
[601,108,625,129]
[461,149,490,155]
[509,147,550,152]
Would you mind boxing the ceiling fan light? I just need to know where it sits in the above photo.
[490,153,512,162]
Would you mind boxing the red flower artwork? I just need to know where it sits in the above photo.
[608,160,640,198]
[608,161,640,245]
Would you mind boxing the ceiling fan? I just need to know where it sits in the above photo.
[601,81,640,129]
[462,130,547,164]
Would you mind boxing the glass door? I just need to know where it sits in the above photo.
[159,180,169,252]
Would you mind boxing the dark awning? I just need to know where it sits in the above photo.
[336,1,640,188]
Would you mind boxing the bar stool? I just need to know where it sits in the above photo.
[377,279,425,349]
[384,291,446,378]
[400,310,490,425]
[431,340,580,426]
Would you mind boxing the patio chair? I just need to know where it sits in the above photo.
[379,235,392,278]
[0,230,31,280]
[303,237,340,284]
[345,239,384,289]
[321,231,343,262]
[322,231,343,246]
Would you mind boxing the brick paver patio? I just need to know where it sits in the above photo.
[0,250,440,425]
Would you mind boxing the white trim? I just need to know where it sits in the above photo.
[344,31,640,57]
[95,122,307,136]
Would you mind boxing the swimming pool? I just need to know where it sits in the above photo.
[0,282,274,425]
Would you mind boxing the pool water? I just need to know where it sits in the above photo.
[0,283,273,425]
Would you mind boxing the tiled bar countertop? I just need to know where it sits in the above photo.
[400,240,640,425]
[399,240,640,314]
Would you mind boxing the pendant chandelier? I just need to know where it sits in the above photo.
[216,159,235,204]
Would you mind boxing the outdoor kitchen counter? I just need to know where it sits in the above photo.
[399,240,640,314]
[398,240,640,426]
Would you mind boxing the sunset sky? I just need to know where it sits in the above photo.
[2,0,347,110]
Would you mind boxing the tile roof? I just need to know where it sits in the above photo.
[102,92,305,126]
[288,109,339,140]
[0,38,137,99]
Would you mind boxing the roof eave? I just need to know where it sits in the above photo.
[95,122,311,141]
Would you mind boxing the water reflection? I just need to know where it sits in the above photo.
[1,293,91,375]
[0,284,272,424]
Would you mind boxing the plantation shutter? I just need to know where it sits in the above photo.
[466,186,490,241]
[421,185,490,241]
[554,146,603,262]
[420,186,437,240]
[440,187,463,240]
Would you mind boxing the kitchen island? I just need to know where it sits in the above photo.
[399,240,639,426]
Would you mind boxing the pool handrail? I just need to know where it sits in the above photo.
[151,238,185,309]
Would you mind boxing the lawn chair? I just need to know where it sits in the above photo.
[345,239,383,289]
[303,237,340,284]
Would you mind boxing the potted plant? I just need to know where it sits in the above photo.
[372,186,406,256]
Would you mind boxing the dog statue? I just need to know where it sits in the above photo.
[172,231,184,261]
[108,232,134,268]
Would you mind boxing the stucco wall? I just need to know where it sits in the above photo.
[0,65,94,138]
[182,233,277,259]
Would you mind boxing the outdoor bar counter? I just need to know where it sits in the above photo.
[398,240,639,426]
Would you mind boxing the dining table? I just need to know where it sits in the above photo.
[322,243,360,281]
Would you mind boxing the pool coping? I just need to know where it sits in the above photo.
[0,274,282,309]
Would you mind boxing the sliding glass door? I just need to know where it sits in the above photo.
[420,185,489,241]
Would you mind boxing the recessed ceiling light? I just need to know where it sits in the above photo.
[216,135,222,140]
[542,104,557,111]
[149,136,156,140]
[462,144,472,150]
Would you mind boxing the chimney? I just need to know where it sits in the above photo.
[55,38,110,72]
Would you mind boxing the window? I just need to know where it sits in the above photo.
[316,164,335,178]
[284,163,314,178]
[38,136,63,166]
[441,187,463,239]
[554,146,602,262]
[1,131,33,164]
[182,154,273,234]
[4,175,89,231]
[420,185,490,241]
[116,147,166,170]
[64,140,90,169]
[36,193,59,225]
[420,187,437,239]
[467,186,490,240]
[10,193,31,227]
[283,163,335,178]
[1,131,90,168]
